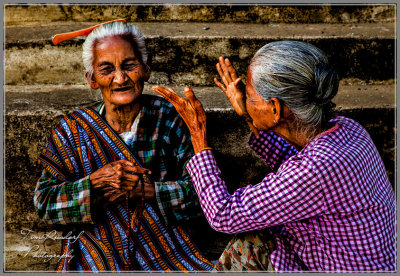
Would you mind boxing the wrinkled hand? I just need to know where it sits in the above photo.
[152,86,208,154]
[129,182,155,200]
[97,182,155,208]
[214,56,247,117]
[89,159,152,206]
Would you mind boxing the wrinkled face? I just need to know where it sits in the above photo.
[245,69,276,130]
[89,35,150,107]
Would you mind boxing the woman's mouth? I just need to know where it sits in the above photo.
[113,86,132,92]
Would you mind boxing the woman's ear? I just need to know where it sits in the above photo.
[85,72,99,89]
[144,64,151,81]
[269,97,281,121]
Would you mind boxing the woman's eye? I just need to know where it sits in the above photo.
[123,63,139,70]
[100,67,114,74]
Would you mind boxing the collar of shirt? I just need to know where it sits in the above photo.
[98,103,143,143]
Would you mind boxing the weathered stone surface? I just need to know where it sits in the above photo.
[4,4,395,24]
[5,22,395,85]
[5,80,396,114]
[4,231,60,272]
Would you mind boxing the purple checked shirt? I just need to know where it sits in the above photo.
[186,116,396,271]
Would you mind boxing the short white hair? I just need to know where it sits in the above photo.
[82,21,148,77]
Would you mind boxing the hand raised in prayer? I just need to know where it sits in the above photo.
[89,159,152,205]
[152,86,208,154]
[214,56,247,117]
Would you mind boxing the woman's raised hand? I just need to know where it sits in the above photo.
[152,86,208,154]
[214,56,247,117]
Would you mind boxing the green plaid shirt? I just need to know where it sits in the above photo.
[34,95,202,225]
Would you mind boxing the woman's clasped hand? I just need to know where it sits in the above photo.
[89,159,153,206]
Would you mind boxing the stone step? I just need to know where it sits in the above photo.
[5,22,395,86]
[5,80,396,115]
[5,4,395,24]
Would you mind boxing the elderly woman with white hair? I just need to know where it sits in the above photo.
[34,20,213,272]
[153,41,396,271]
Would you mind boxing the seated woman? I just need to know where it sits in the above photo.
[34,20,213,272]
[153,40,396,271]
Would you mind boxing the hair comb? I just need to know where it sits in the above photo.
[52,19,127,46]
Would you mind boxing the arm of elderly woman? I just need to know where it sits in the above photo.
[151,85,325,233]
[152,123,203,225]
[186,149,325,233]
[152,86,208,154]
[34,160,152,225]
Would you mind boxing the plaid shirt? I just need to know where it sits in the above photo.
[35,95,202,226]
[186,116,396,271]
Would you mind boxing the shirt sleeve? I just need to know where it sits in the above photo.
[186,150,326,234]
[33,169,94,225]
[249,131,298,171]
[154,115,202,225]
[154,177,202,225]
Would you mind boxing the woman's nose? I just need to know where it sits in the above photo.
[113,70,128,84]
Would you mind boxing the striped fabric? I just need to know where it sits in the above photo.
[36,95,213,271]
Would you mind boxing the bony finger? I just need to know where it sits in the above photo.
[185,86,206,113]
[127,166,151,175]
[220,58,229,72]
[226,59,238,79]
[234,78,242,87]
[123,173,140,182]
[118,159,134,167]
[109,192,124,203]
[216,64,227,84]
[184,86,197,101]
[152,85,172,98]
[152,86,183,105]
[225,58,230,65]
[214,78,227,91]
[109,183,121,189]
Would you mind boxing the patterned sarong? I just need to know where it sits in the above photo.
[38,104,213,271]
[213,231,275,271]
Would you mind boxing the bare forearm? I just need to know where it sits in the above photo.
[191,133,208,154]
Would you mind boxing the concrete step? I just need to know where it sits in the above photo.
[5,22,395,86]
[5,4,395,24]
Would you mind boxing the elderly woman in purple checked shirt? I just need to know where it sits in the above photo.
[152,40,396,272]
